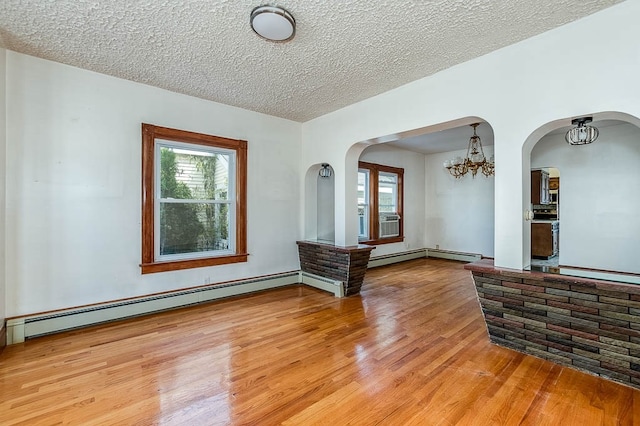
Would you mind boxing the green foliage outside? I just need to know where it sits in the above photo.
[159,148,203,255]
[159,148,229,255]
[194,154,229,250]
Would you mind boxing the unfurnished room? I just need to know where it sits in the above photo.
[1,1,639,424]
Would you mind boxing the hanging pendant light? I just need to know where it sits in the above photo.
[443,123,494,179]
[565,117,599,145]
[319,164,332,178]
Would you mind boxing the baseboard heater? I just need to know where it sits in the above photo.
[6,271,300,345]
[368,248,481,268]
[299,271,344,297]
[5,250,483,345]
[368,249,427,268]
[426,248,482,262]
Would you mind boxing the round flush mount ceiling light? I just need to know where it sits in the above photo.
[250,5,296,42]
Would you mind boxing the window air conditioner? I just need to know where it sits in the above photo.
[379,214,400,238]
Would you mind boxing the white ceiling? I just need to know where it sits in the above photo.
[0,0,623,123]
[384,118,624,156]
[387,122,494,155]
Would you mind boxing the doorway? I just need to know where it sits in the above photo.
[530,167,559,269]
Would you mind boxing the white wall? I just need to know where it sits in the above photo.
[359,144,426,256]
[531,123,640,273]
[302,1,640,270]
[357,142,495,258]
[0,48,6,327]
[5,52,302,317]
[316,172,335,242]
[425,147,495,257]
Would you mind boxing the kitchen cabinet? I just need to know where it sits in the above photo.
[531,221,559,259]
[531,169,550,204]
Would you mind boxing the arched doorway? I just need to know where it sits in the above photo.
[523,112,640,274]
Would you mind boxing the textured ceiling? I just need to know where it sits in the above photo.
[0,0,623,122]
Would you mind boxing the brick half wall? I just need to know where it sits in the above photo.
[465,259,640,390]
[297,241,374,296]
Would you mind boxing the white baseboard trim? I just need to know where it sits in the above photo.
[299,271,344,298]
[368,249,427,268]
[426,248,482,262]
[6,271,300,345]
[5,251,482,345]
[367,248,481,268]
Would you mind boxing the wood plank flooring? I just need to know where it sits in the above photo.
[1,258,639,425]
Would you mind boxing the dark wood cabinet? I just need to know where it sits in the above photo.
[531,221,559,259]
[531,169,550,205]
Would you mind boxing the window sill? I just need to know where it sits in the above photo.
[358,236,404,246]
[141,253,248,274]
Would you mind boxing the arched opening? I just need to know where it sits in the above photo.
[349,117,496,259]
[529,167,560,268]
[317,164,335,242]
[524,111,640,274]
[303,163,335,242]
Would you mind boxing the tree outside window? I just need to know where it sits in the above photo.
[141,124,247,274]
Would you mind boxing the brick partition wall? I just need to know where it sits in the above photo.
[465,259,640,390]
[297,241,375,296]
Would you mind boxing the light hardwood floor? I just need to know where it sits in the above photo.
[1,258,639,425]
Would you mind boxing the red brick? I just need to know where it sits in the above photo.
[547,300,598,315]
[484,294,524,306]
[547,323,599,341]
[600,323,640,339]
[502,281,545,293]
[485,315,524,328]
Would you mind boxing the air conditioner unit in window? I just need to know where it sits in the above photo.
[379,214,400,238]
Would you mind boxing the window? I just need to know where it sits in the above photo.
[358,161,404,245]
[357,169,370,240]
[141,124,247,274]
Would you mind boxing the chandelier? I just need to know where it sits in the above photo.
[565,117,599,145]
[443,123,495,178]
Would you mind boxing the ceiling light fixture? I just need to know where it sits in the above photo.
[565,117,599,145]
[250,6,296,42]
[443,123,494,179]
[319,164,332,178]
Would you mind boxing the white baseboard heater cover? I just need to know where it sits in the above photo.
[299,271,344,297]
[426,248,482,262]
[6,271,300,344]
[368,249,427,268]
[368,248,481,268]
[5,250,482,344]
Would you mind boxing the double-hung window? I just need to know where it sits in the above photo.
[358,161,404,245]
[357,169,370,240]
[141,124,247,273]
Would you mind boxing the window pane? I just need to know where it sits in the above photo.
[160,202,230,256]
[160,146,230,200]
[358,170,369,240]
[357,170,368,205]
[378,172,398,213]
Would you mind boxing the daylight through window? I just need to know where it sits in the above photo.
[141,124,247,273]
[358,161,404,245]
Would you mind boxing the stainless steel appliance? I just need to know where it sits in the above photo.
[533,204,558,220]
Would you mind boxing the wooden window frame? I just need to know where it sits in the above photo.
[141,123,248,274]
[358,161,404,245]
